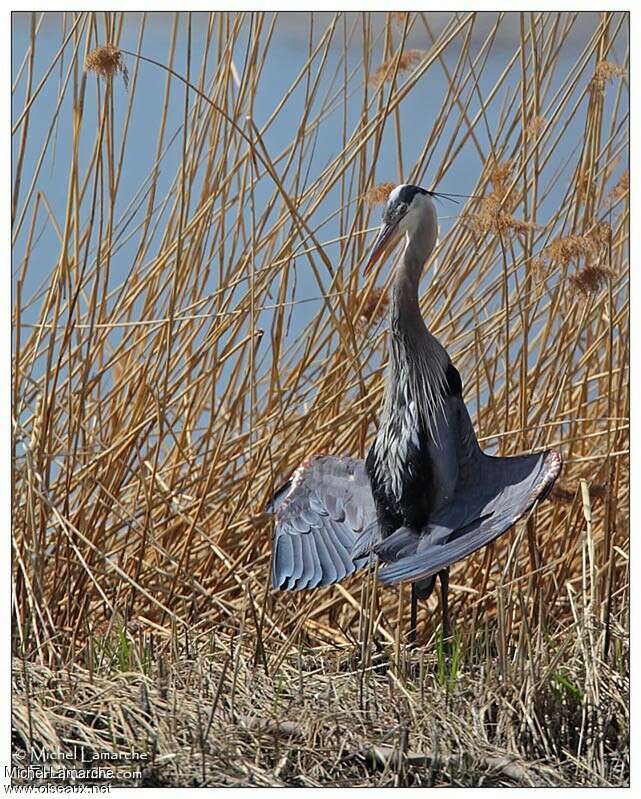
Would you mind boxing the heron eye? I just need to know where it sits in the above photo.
[397,202,407,214]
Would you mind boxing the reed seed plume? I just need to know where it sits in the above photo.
[590,221,612,248]
[467,200,540,236]
[390,12,409,27]
[576,173,597,207]
[365,182,397,205]
[529,257,551,279]
[488,159,514,197]
[590,60,626,95]
[371,49,424,87]
[577,157,619,207]
[467,199,539,236]
[545,223,611,267]
[608,169,629,203]
[357,286,389,329]
[569,265,614,297]
[526,115,546,137]
[466,159,540,236]
[85,44,129,87]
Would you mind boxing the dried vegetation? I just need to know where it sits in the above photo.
[12,10,628,788]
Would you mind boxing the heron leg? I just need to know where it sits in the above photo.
[439,568,451,655]
[409,585,418,645]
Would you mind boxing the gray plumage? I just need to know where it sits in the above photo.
[270,183,561,602]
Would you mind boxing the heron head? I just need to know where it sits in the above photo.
[365,184,437,274]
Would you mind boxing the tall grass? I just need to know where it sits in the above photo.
[12,11,628,786]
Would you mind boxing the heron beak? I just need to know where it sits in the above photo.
[364,222,398,275]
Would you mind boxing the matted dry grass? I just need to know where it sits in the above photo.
[12,614,628,787]
[12,10,628,787]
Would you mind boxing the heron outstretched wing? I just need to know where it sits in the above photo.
[270,455,379,590]
[378,447,561,586]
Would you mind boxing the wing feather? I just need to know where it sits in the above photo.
[274,534,294,586]
[285,533,305,589]
[295,533,317,590]
[270,455,377,591]
[311,521,340,585]
[325,517,357,575]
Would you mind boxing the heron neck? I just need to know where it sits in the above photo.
[383,214,448,440]
[388,222,448,398]
[390,226,434,334]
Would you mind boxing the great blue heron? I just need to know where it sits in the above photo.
[269,183,561,643]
